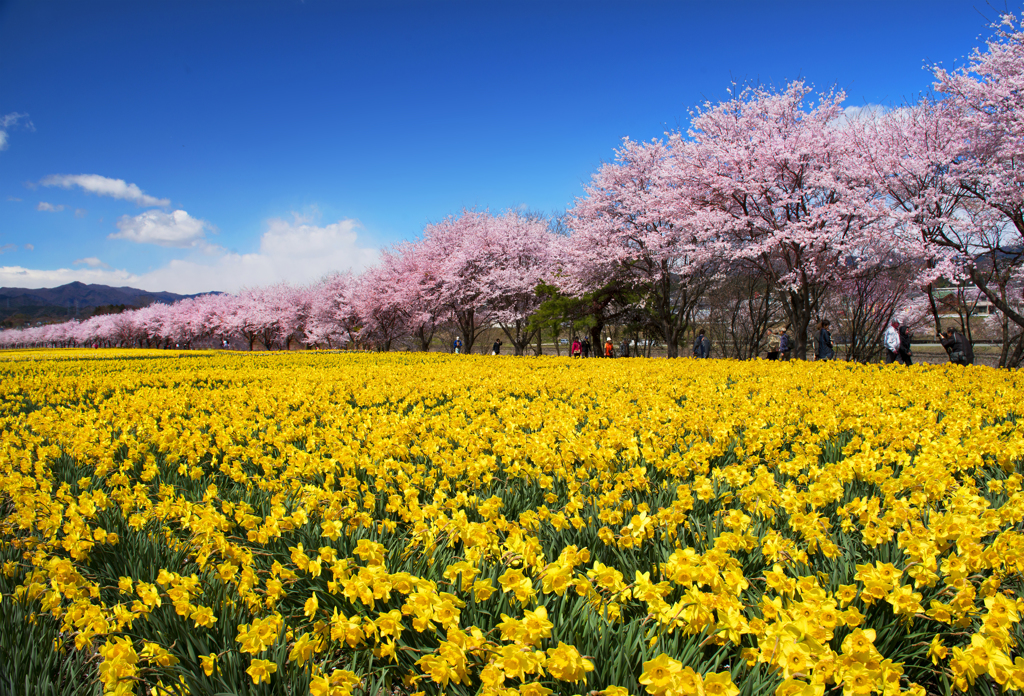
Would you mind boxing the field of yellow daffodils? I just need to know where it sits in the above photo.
[1,350,1023,696]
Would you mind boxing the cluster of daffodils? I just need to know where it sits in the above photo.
[0,348,1023,695]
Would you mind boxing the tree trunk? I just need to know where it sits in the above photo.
[500,319,536,356]
[663,325,679,358]
[999,309,1010,369]
[780,285,816,360]
[1008,333,1024,369]
[926,284,943,336]
[415,324,434,351]
[590,325,604,357]
[455,309,480,354]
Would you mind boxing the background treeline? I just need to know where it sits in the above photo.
[4,16,1024,366]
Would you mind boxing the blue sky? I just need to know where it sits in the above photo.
[0,0,1001,293]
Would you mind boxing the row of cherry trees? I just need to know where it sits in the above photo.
[549,14,1024,364]
[4,15,1024,363]
[0,210,559,356]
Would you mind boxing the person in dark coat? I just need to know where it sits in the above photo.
[898,324,913,366]
[580,338,591,358]
[939,327,974,365]
[693,329,710,358]
[620,339,630,358]
[779,327,792,361]
[815,320,835,361]
[492,338,502,355]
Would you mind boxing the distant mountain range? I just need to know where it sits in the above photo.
[0,282,206,326]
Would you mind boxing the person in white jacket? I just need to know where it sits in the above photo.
[883,320,901,364]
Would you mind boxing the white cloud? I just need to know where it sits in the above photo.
[7,196,22,202]
[136,215,379,293]
[37,202,65,212]
[0,112,33,152]
[40,174,170,207]
[834,103,913,129]
[0,244,16,254]
[841,104,888,122]
[74,257,109,269]
[75,208,87,218]
[0,213,379,294]
[24,244,33,251]
[110,209,211,248]
[831,103,897,130]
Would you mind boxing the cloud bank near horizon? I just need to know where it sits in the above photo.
[0,214,379,294]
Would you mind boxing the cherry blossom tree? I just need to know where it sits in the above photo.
[351,254,410,351]
[387,242,447,351]
[824,253,920,363]
[850,102,968,336]
[305,272,359,349]
[854,18,1024,368]
[417,211,496,354]
[565,138,717,357]
[680,81,888,359]
[931,14,1024,363]
[129,302,171,347]
[161,296,219,349]
[219,285,306,350]
[415,209,556,355]
[257,284,310,350]
[483,211,557,355]
[703,269,782,360]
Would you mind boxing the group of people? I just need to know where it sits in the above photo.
[569,337,620,358]
[883,320,914,365]
[455,320,977,365]
[764,327,796,361]
[456,335,625,357]
[821,318,974,365]
[884,320,974,366]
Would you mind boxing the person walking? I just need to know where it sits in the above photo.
[581,338,591,358]
[779,327,792,361]
[815,320,835,361]
[766,330,780,360]
[939,327,974,366]
[571,338,581,357]
[453,336,463,354]
[492,338,502,355]
[693,329,710,358]
[883,320,901,364]
[604,337,614,358]
[620,339,630,358]
[898,323,913,366]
